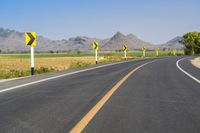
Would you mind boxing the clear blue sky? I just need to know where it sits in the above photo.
[0,0,200,44]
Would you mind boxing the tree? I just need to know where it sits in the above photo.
[162,47,166,51]
[50,50,54,53]
[77,51,81,54]
[181,32,200,55]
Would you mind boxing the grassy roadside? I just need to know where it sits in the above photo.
[0,50,184,79]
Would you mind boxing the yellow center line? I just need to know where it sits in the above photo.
[69,61,152,133]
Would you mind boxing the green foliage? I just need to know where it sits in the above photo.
[77,51,81,54]
[181,32,200,55]
[35,67,55,74]
[50,50,54,53]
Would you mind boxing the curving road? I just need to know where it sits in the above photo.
[0,56,200,133]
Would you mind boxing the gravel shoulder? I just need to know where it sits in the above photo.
[191,56,200,69]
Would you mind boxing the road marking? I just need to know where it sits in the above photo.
[0,76,31,83]
[176,57,200,84]
[69,61,152,133]
[0,58,148,93]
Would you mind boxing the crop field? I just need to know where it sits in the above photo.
[0,56,95,79]
[0,50,184,79]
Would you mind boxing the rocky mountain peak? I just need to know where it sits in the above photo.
[110,32,126,41]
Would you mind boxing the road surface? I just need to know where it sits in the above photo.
[0,56,200,133]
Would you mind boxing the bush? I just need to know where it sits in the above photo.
[35,67,55,74]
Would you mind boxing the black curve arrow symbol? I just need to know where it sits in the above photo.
[94,42,98,49]
[27,32,35,46]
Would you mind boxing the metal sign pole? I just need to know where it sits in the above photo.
[31,46,34,75]
[143,51,145,57]
[124,50,127,60]
[95,49,98,64]
[173,50,176,56]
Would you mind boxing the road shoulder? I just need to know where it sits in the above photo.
[191,56,200,69]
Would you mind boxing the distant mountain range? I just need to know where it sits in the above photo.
[0,28,184,52]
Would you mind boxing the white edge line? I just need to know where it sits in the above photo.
[0,58,147,93]
[176,57,200,84]
[0,76,32,83]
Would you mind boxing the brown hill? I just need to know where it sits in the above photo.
[102,32,153,50]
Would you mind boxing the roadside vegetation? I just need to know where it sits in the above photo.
[181,32,200,55]
[0,50,184,79]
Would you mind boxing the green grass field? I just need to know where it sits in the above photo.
[0,50,184,79]
[0,50,184,58]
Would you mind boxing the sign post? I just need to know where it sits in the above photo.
[141,46,146,57]
[25,32,36,75]
[95,49,98,64]
[155,48,159,57]
[173,48,176,56]
[122,45,128,60]
[31,46,34,75]
[92,41,99,64]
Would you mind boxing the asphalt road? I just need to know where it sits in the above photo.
[0,56,200,133]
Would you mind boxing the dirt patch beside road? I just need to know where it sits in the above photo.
[191,57,200,69]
